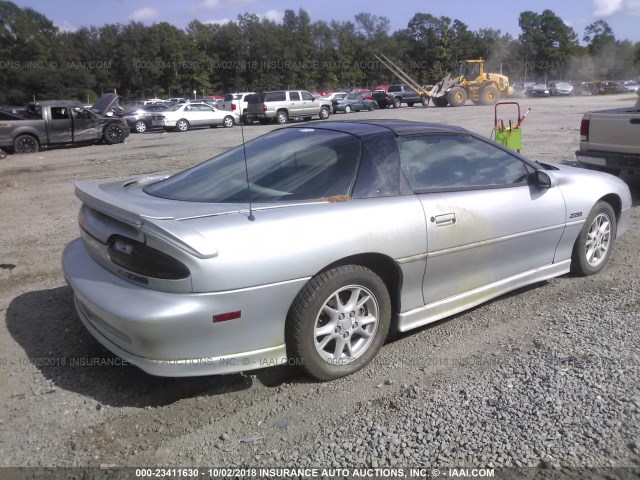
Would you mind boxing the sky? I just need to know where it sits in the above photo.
[12,0,640,43]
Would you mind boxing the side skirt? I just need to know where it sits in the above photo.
[397,260,571,332]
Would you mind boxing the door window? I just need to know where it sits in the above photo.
[399,135,531,191]
[289,92,300,101]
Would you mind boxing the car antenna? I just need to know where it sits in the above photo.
[240,122,255,221]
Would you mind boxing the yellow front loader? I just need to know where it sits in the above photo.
[375,54,512,107]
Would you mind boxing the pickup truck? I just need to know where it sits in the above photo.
[245,90,332,124]
[219,92,255,124]
[372,84,428,108]
[0,93,129,154]
[576,104,640,175]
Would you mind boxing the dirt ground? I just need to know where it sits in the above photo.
[0,94,638,469]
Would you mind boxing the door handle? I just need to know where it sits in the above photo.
[432,213,456,226]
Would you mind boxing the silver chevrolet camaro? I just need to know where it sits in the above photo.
[62,120,632,381]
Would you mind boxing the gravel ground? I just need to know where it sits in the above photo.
[0,94,639,471]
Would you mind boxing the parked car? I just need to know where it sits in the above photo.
[332,93,377,113]
[350,88,373,100]
[527,84,550,97]
[168,98,188,103]
[152,102,237,131]
[373,84,428,108]
[620,81,639,93]
[120,104,168,133]
[62,120,631,381]
[219,92,255,123]
[245,90,332,124]
[599,81,620,94]
[549,81,574,96]
[320,92,348,102]
[0,93,128,153]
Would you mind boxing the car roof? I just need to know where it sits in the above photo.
[289,120,467,137]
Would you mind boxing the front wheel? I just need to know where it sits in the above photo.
[103,124,126,144]
[344,105,352,114]
[480,85,499,105]
[367,103,375,111]
[570,201,617,276]
[286,265,391,381]
[222,115,234,128]
[393,97,402,108]
[318,106,330,120]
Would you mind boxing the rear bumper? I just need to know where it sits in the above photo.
[576,150,640,170]
[62,239,307,377]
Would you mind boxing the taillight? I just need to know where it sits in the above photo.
[262,103,268,112]
[580,118,589,141]
[108,235,190,280]
[231,104,237,111]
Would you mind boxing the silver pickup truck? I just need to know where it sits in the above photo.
[576,104,640,175]
[0,93,128,154]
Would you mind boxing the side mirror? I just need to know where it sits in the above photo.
[531,170,553,189]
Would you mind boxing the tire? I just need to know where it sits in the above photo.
[421,97,429,106]
[0,148,7,160]
[175,119,190,132]
[344,105,352,114]
[393,97,402,108]
[134,120,147,133]
[276,110,289,125]
[13,134,39,153]
[480,85,499,105]
[432,95,449,107]
[448,86,468,107]
[222,115,234,128]
[103,123,126,144]
[367,103,375,111]
[570,201,617,276]
[318,106,330,120]
[407,102,414,107]
[286,265,391,381]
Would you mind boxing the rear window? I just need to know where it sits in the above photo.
[145,128,362,203]
[224,94,236,101]
[264,92,286,102]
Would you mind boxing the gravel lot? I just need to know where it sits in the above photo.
[1,94,639,470]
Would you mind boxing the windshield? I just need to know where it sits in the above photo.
[144,128,361,203]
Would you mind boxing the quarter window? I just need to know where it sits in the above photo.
[399,135,531,190]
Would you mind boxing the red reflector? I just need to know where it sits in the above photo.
[262,104,267,112]
[580,118,589,141]
[212,311,241,323]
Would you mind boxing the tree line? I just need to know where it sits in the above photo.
[0,1,639,105]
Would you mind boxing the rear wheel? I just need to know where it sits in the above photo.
[276,110,289,125]
[344,105,352,114]
[286,265,391,381]
[13,134,39,153]
[222,115,234,128]
[134,120,147,133]
[421,97,429,106]
[480,85,499,105]
[103,123,126,144]
[448,87,468,107]
[367,103,375,111]
[393,97,402,108]
[570,201,616,276]
[175,119,190,132]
